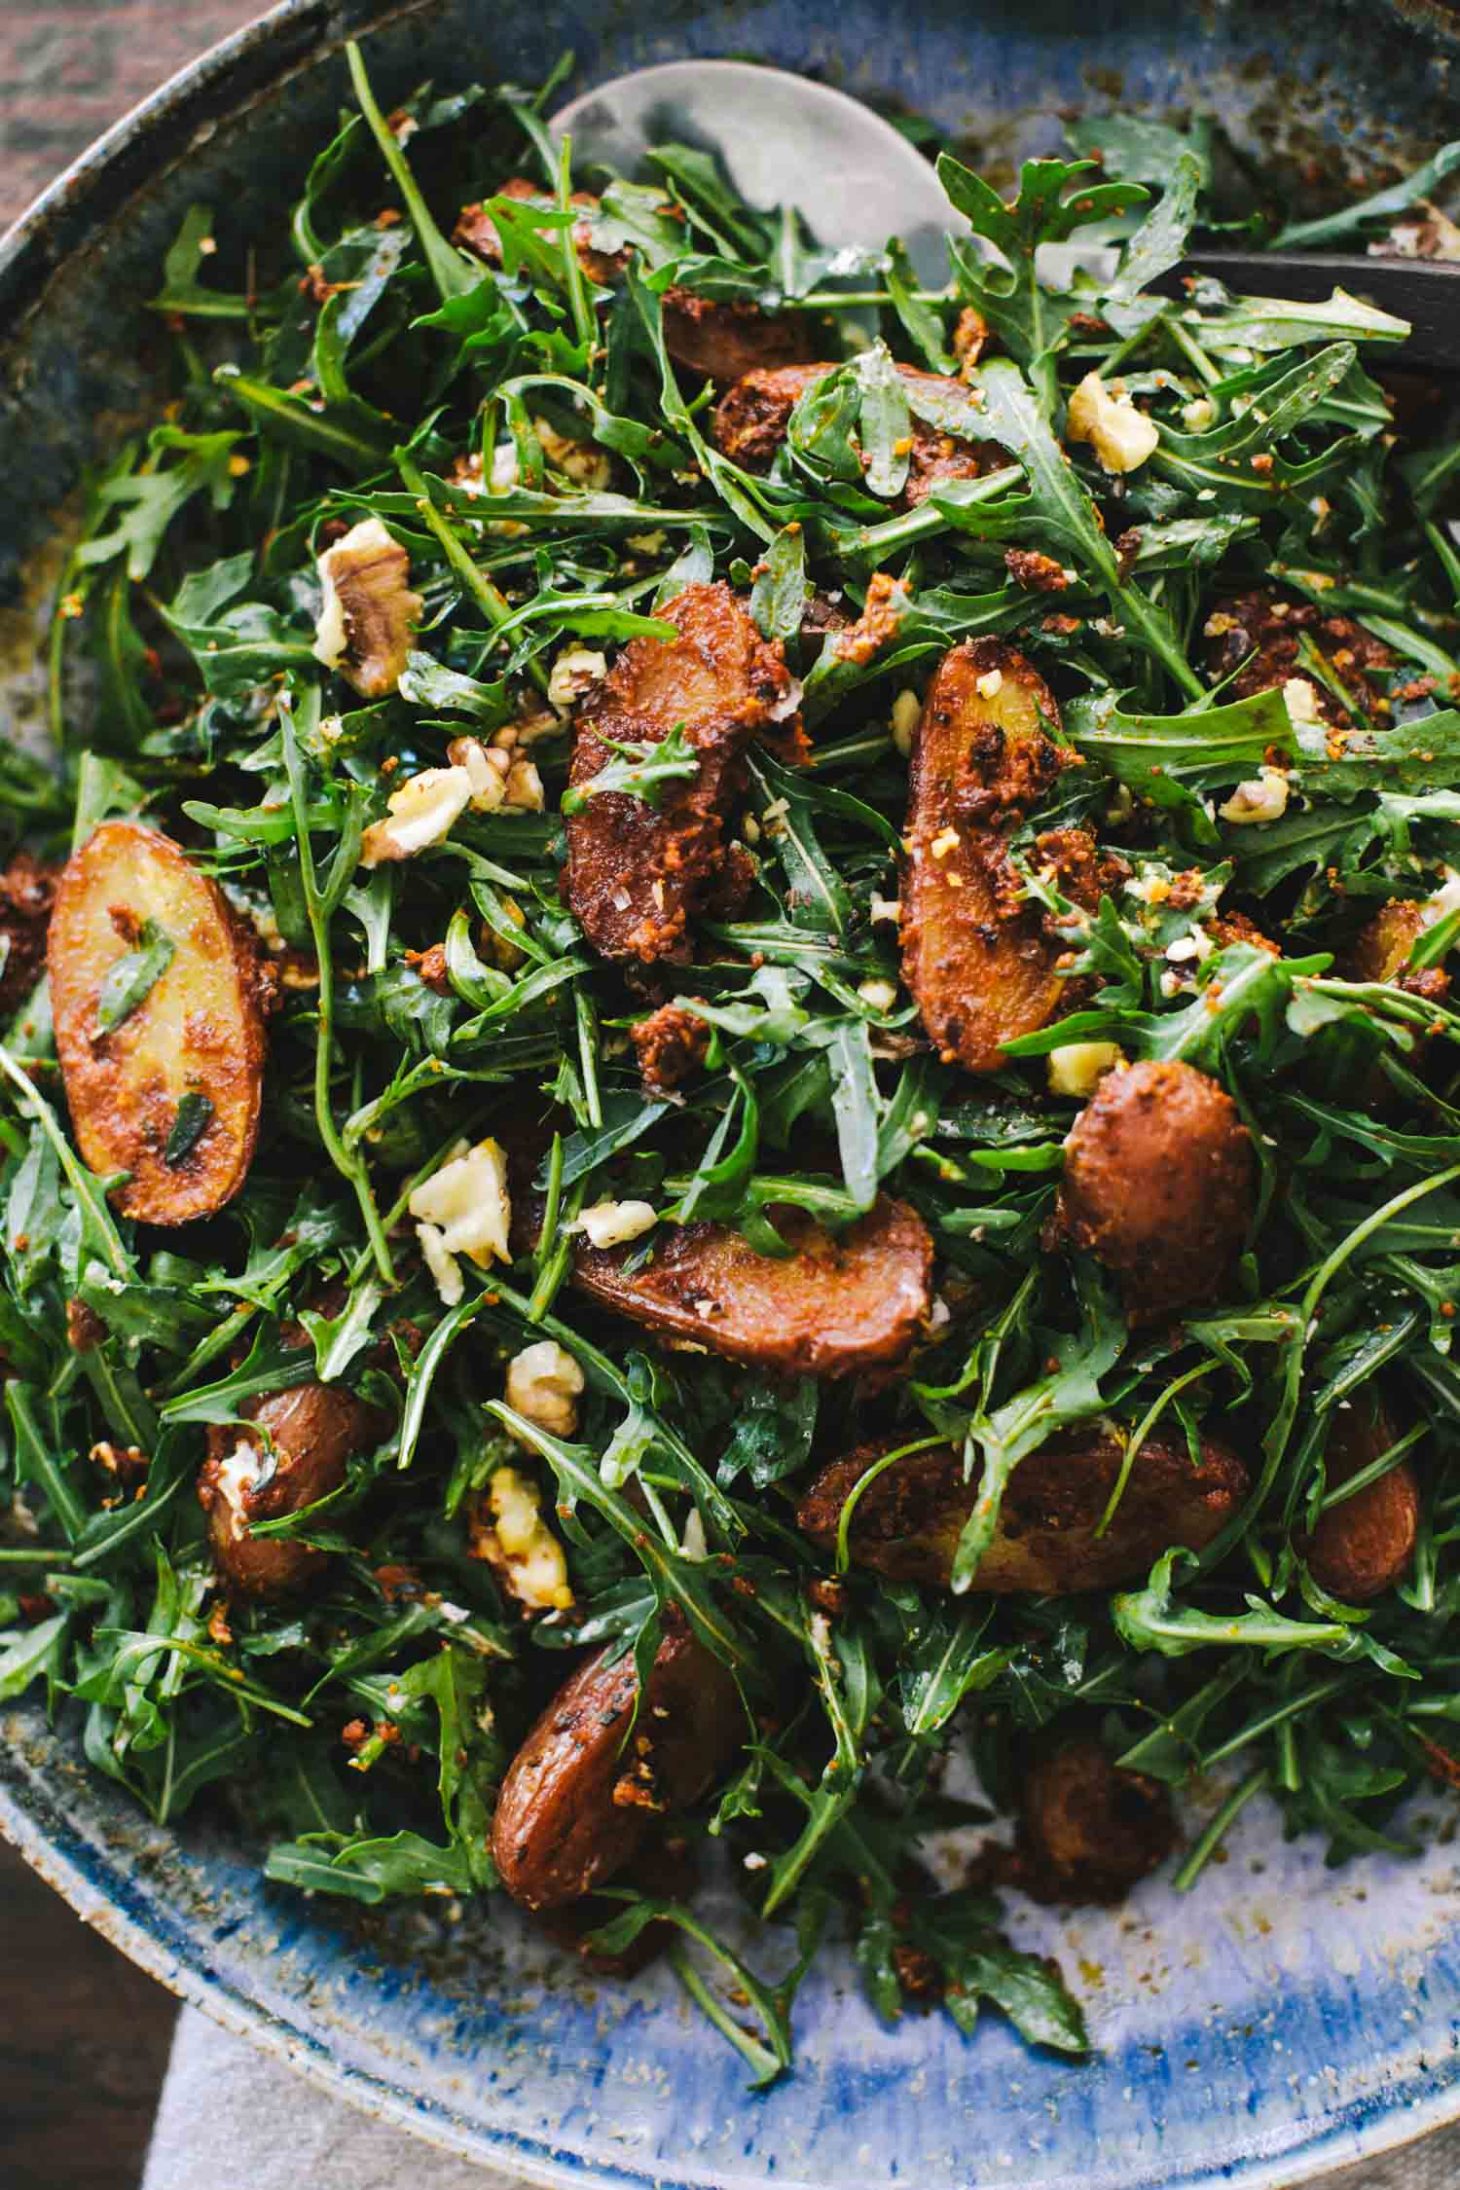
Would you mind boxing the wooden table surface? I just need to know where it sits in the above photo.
[1,18,266,2182]
[0,1839,177,2190]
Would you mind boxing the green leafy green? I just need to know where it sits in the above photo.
[15,63,1460,2091]
[560,720,698,813]
[94,920,176,1036]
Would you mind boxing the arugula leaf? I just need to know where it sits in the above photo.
[1114,1550,1361,1659]
[345,42,481,302]
[886,237,953,369]
[1065,685,1295,824]
[164,1092,214,1168]
[74,427,242,582]
[750,523,812,642]
[1102,152,1203,336]
[973,358,1200,695]
[95,921,176,1036]
[560,721,699,813]
[897,1601,1008,1738]
[952,1280,1126,1591]
[745,752,855,938]
[926,1903,1090,2053]
[265,1829,481,1903]
[1182,293,1407,356]
[785,363,865,489]
[938,154,1146,371]
[716,1377,818,1488]
[825,1018,882,1211]
[149,205,252,319]
[856,346,913,500]
[587,1893,793,2087]
[1066,113,1211,191]
[1275,140,1460,249]
[398,651,512,725]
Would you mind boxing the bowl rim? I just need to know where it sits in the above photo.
[2,4,1460,2185]
[6,1734,1458,2190]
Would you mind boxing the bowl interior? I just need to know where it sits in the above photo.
[3,3,1460,2187]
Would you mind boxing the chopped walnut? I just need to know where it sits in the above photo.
[1005,548,1073,594]
[313,517,422,697]
[833,573,907,667]
[952,304,988,368]
[405,943,453,995]
[1065,372,1159,474]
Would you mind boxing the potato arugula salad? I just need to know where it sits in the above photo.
[6,44,1460,2079]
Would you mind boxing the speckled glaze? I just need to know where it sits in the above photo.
[4,4,1460,2185]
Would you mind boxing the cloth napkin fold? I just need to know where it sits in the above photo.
[143,2004,1460,2190]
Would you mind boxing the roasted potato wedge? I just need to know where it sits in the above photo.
[197,1380,381,1596]
[1305,1401,1419,1602]
[1055,1059,1255,1323]
[48,821,266,1225]
[1347,897,1450,1005]
[659,290,819,382]
[900,640,1072,1073]
[564,581,795,963]
[1349,898,1427,985]
[796,1426,1248,1593]
[0,852,56,1016]
[712,361,1000,504]
[491,1618,742,1910]
[1014,1737,1175,1904]
[572,1196,933,1379]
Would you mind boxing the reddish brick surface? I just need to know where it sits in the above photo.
[0,1,262,226]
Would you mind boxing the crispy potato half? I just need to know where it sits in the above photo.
[1056,1058,1256,1322]
[492,1618,743,1910]
[1347,896,1451,1007]
[572,1196,934,1378]
[797,1427,1249,1594]
[1305,1401,1420,1603]
[48,821,265,1225]
[564,580,794,964]
[900,640,1072,1073]
[197,1380,381,1596]
[659,290,819,382]
[1014,1737,1175,1904]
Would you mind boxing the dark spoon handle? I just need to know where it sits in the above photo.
[1161,251,1459,370]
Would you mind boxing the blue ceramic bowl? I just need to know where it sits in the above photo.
[4,4,1460,2183]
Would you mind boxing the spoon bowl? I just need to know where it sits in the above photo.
[550,60,955,286]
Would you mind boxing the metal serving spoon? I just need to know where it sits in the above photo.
[550,59,956,287]
[550,60,1457,365]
